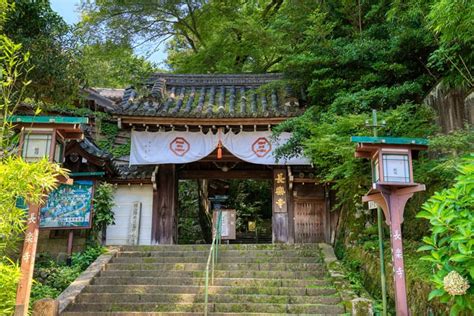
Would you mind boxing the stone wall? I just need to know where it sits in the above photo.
[424,82,473,133]
[36,230,87,258]
[345,246,452,315]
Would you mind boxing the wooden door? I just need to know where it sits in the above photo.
[294,199,326,243]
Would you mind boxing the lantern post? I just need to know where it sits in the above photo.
[10,116,86,316]
[351,135,428,316]
[365,110,388,315]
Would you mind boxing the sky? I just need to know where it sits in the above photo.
[49,0,167,65]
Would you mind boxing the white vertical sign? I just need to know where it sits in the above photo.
[127,201,142,245]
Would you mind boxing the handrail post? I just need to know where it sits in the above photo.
[204,263,209,316]
[204,209,223,315]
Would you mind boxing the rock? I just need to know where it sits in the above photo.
[351,297,373,316]
[32,298,59,316]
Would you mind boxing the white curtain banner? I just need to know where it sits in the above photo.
[130,130,218,165]
[130,130,310,165]
[222,131,310,165]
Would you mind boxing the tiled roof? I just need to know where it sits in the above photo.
[114,164,155,181]
[94,88,125,101]
[115,73,306,118]
[79,137,113,160]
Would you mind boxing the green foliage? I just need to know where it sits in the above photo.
[0,258,20,316]
[34,263,81,291]
[3,0,84,103]
[91,182,115,244]
[1,9,76,314]
[79,0,320,73]
[427,0,473,87]
[80,42,158,88]
[96,121,131,158]
[31,246,105,307]
[227,180,272,232]
[71,245,106,270]
[0,157,67,255]
[0,0,12,31]
[0,156,67,313]
[0,33,32,151]
[177,180,202,244]
[30,283,60,303]
[417,156,474,315]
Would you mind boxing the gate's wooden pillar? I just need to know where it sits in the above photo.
[152,164,178,244]
[272,168,289,243]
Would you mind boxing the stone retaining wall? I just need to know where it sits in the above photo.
[345,245,451,315]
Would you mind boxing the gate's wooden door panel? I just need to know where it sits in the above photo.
[294,199,326,243]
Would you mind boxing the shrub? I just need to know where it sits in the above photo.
[0,258,20,315]
[31,246,105,308]
[91,182,115,245]
[71,246,105,270]
[417,155,474,315]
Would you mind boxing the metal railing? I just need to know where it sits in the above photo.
[204,210,223,316]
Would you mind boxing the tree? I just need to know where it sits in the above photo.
[4,0,84,103]
[0,2,68,312]
[79,0,320,73]
[80,42,158,88]
[427,0,473,87]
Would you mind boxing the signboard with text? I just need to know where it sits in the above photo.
[40,180,94,229]
[213,209,236,240]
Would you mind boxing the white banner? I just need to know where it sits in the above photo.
[130,130,310,165]
[130,130,218,165]
[222,131,310,165]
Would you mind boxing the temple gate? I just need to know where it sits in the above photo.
[85,73,340,245]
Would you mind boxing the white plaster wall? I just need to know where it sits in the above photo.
[106,184,153,245]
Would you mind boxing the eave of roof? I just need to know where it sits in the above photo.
[114,73,306,120]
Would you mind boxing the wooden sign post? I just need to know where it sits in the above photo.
[352,135,428,316]
[14,204,41,316]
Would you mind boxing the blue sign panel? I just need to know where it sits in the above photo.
[40,180,94,229]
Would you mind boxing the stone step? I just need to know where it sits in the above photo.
[111,256,321,264]
[82,285,338,296]
[92,277,332,287]
[105,262,325,271]
[99,269,326,279]
[63,312,343,316]
[117,250,321,258]
[119,244,319,252]
[63,314,199,316]
[75,293,341,305]
[61,244,346,315]
[65,302,345,314]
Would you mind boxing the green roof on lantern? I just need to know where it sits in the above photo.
[350,136,428,146]
[9,115,89,124]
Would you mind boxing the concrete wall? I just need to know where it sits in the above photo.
[106,184,153,245]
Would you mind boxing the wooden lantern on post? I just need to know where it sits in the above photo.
[10,116,87,316]
[351,136,428,316]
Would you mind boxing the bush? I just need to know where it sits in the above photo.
[417,155,474,315]
[30,283,60,302]
[71,246,105,270]
[31,246,105,307]
[0,258,20,315]
[91,183,115,245]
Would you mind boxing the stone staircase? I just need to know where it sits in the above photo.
[62,244,346,315]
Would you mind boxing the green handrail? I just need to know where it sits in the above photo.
[204,210,223,316]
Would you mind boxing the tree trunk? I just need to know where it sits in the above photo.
[197,179,212,243]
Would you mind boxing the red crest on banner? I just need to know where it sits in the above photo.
[170,137,190,156]
[252,137,272,157]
